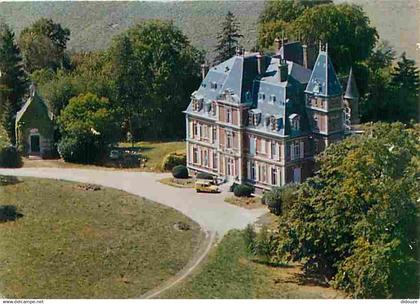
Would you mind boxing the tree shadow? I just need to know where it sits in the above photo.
[0,175,21,186]
[293,271,330,287]
[0,205,24,223]
[251,258,295,268]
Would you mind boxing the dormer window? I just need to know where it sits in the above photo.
[248,110,261,126]
[192,98,203,112]
[211,101,216,116]
[269,95,276,103]
[269,116,283,131]
[289,114,300,131]
[258,92,265,101]
[210,82,218,90]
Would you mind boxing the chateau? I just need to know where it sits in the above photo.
[184,39,359,190]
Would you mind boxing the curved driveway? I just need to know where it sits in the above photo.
[0,168,267,237]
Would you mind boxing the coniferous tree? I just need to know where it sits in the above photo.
[390,53,419,122]
[0,22,28,144]
[214,11,243,64]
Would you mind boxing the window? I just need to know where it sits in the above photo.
[253,113,261,126]
[250,162,256,180]
[204,150,209,167]
[192,98,203,111]
[210,82,218,90]
[213,151,218,169]
[289,114,300,131]
[227,132,233,148]
[226,108,232,123]
[227,158,234,176]
[258,92,265,101]
[193,122,198,138]
[193,147,198,164]
[249,136,256,155]
[212,127,217,143]
[271,141,278,159]
[261,139,266,154]
[271,167,278,185]
[270,95,276,103]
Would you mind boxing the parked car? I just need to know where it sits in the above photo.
[195,180,220,193]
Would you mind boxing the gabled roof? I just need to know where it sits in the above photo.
[16,90,53,123]
[305,50,342,97]
[344,67,359,100]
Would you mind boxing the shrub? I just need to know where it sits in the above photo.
[196,172,214,180]
[0,146,22,168]
[243,224,257,255]
[229,183,237,192]
[262,184,298,215]
[233,184,254,197]
[161,151,186,171]
[172,165,189,179]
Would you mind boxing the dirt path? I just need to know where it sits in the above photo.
[141,230,216,299]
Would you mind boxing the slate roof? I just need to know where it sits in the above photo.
[278,41,304,66]
[344,67,359,100]
[305,50,342,97]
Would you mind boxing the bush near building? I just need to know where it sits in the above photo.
[161,151,186,171]
[0,125,21,168]
[233,184,254,197]
[172,165,189,179]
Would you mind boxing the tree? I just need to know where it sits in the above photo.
[19,18,70,72]
[389,53,419,122]
[214,11,243,64]
[0,22,28,144]
[275,122,419,298]
[58,93,120,164]
[292,4,378,73]
[110,20,203,139]
[257,0,332,49]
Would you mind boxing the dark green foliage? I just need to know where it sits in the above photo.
[274,122,419,298]
[233,184,254,197]
[0,145,22,168]
[0,22,28,144]
[161,151,186,171]
[172,165,189,179]
[110,20,203,140]
[196,172,214,180]
[262,184,298,215]
[19,18,70,72]
[243,224,257,255]
[214,11,243,64]
[254,225,278,263]
[58,93,120,164]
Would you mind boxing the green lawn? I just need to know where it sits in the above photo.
[160,230,344,299]
[0,177,203,298]
[119,141,185,172]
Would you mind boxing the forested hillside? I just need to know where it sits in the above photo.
[0,0,417,62]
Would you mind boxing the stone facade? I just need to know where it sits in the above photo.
[15,86,55,158]
[185,41,359,190]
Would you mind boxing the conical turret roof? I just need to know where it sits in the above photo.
[305,47,342,97]
[344,67,359,99]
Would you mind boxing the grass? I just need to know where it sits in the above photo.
[224,195,263,209]
[0,177,204,298]
[159,177,195,189]
[23,141,186,173]
[160,230,344,299]
[119,141,185,172]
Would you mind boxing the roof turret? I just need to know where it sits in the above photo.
[305,43,342,97]
[344,67,359,100]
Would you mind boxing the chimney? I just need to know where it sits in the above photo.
[274,37,281,53]
[236,46,244,56]
[201,63,209,80]
[278,58,288,82]
[256,52,264,75]
[302,44,308,69]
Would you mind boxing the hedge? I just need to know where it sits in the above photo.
[196,172,213,180]
[233,184,254,197]
[0,146,22,168]
[172,165,189,179]
[161,151,186,171]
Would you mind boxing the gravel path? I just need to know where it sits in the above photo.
[0,167,267,298]
[0,168,266,236]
